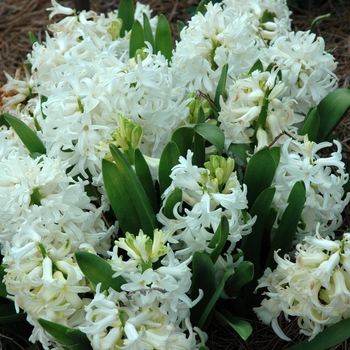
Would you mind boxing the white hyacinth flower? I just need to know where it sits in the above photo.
[0,152,112,252]
[255,230,350,340]
[158,150,256,260]
[262,30,338,115]
[79,229,204,349]
[218,69,297,151]
[171,2,260,95]
[272,136,350,241]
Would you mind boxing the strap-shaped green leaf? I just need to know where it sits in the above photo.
[195,0,207,14]
[192,107,206,166]
[265,181,306,269]
[134,149,158,213]
[118,0,134,38]
[162,187,182,219]
[75,251,126,293]
[155,14,173,62]
[243,147,276,208]
[316,88,350,142]
[288,317,350,350]
[248,59,264,74]
[159,141,180,195]
[194,123,224,155]
[214,63,228,110]
[240,187,275,301]
[198,268,235,330]
[103,145,158,237]
[171,126,195,158]
[143,13,155,49]
[38,318,92,350]
[129,20,145,58]
[224,261,254,299]
[269,146,281,171]
[2,113,46,155]
[190,251,216,328]
[208,216,229,263]
[228,143,252,165]
[177,20,186,35]
[300,106,320,142]
[215,307,253,341]
[310,13,330,34]
[28,31,38,44]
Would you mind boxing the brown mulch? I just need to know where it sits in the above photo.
[1,1,350,350]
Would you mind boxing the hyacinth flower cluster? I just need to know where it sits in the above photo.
[272,136,349,242]
[0,0,349,349]
[254,229,350,341]
[80,229,206,349]
[158,151,256,260]
[0,143,113,346]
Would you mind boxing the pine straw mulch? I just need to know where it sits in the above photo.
[1,1,350,350]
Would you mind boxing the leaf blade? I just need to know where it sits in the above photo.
[2,113,46,155]
[75,251,126,293]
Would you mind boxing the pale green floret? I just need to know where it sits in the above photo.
[204,155,235,192]
[109,114,143,163]
[107,20,122,40]
[134,48,148,62]
[187,92,212,124]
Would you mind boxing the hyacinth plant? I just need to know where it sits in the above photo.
[0,0,350,349]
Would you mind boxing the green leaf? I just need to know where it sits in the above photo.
[177,20,186,35]
[195,0,207,14]
[248,59,264,74]
[198,346,210,350]
[299,106,320,141]
[288,317,350,350]
[103,145,157,237]
[0,264,7,298]
[317,88,350,142]
[192,107,206,166]
[228,143,252,165]
[265,181,306,269]
[134,149,158,213]
[1,113,46,155]
[155,15,173,62]
[269,146,281,171]
[243,147,276,208]
[208,216,229,264]
[171,126,195,158]
[214,63,228,110]
[75,251,126,293]
[28,31,38,44]
[142,13,155,48]
[0,301,26,323]
[194,123,224,155]
[162,187,182,219]
[310,13,330,33]
[224,261,254,298]
[190,251,216,328]
[198,268,235,330]
[215,307,253,341]
[38,318,92,350]
[129,20,145,58]
[158,141,180,195]
[118,0,134,37]
[240,187,275,289]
